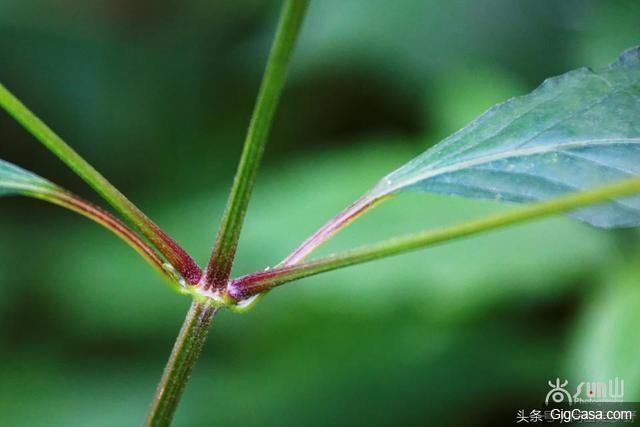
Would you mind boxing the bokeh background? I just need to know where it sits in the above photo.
[1,0,640,425]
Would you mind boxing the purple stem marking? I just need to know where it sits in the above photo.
[280,195,380,266]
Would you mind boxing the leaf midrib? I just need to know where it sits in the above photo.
[0,179,58,193]
[379,137,640,196]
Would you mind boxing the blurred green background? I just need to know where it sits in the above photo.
[1,0,640,425]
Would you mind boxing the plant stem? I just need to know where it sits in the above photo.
[147,2,310,424]
[228,176,640,299]
[146,301,219,427]
[203,0,309,291]
[280,195,387,266]
[31,189,182,290]
[0,83,202,283]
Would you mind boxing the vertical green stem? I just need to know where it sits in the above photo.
[147,2,310,424]
[146,301,219,427]
[203,0,309,291]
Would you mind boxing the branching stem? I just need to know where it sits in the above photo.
[229,176,640,300]
[147,1,310,425]
[0,83,202,283]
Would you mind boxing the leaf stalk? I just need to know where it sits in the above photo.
[280,194,388,266]
[25,189,185,290]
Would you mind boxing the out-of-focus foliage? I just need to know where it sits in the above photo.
[567,261,640,402]
[1,0,639,426]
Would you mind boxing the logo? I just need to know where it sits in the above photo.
[545,377,624,405]
[573,377,624,403]
[545,378,572,405]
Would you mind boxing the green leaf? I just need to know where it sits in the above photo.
[278,47,640,267]
[0,158,59,196]
[370,46,640,229]
[0,158,181,290]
